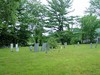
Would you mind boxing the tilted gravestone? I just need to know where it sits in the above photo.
[41,43,47,51]
[29,45,33,51]
[10,43,13,52]
[16,44,19,52]
[34,43,39,52]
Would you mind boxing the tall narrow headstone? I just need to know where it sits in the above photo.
[41,43,47,51]
[16,44,19,52]
[77,42,79,46]
[90,43,92,48]
[64,42,67,48]
[95,40,98,48]
[29,45,33,51]
[10,43,13,52]
[46,43,50,54]
[34,43,39,52]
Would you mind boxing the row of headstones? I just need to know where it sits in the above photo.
[32,43,49,53]
[10,41,98,52]
[63,42,79,47]
[10,43,19,52]
[10,43,49,52]
[90,42,98,48]
[63,42,98,48]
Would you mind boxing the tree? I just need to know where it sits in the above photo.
[26,0,47,45]
[87,0,100,17]
[46,0,74,44]
[70,28,82,44]
[49,30,73,44]
[80,15,100,43]
[48,37,58,48]
[17,0,31,46]
[46,0,73,31]
[0,0,20,47]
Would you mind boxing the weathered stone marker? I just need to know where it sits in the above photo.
[77,42,79,46]
[64,42,67,48]
[41,43,47,51]
[90,43,92,48]
[29,45,33,51]
[95,40,98,48]
[10,43,13,52]
[46,43,50,50]
[16,44,19,52]
[34,43,39,52]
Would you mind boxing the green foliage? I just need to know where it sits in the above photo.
[0,0,20,47]
[46,0,73,31]
[1,0,100,47]
[87,0,100,16]
[48,37,58,48]
[95,28,100,36]
[46,0,75,44]
[70,36,80,44]
[70,28,82,44]
[49,31,73,45]
[80,15,100,43]
[58,31,73,44]
[26,1,47,44]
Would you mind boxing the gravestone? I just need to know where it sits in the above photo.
[10,43,13,52]
[41,43,47,51]
[95,39,98,48]
[46,43,50,51]
[90,43,92,48]
[77,42,79,46]
[64,42,67,48]
[29,45,33,51]
[34,43,39,52]
[61,46,62,49]
[16,44,19,52]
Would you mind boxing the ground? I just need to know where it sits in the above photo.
[0,44,100,75]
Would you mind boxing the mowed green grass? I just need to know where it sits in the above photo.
[0,44,100,75]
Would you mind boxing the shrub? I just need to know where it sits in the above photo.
[47,37,58,48]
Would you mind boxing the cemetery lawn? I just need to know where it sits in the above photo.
[0,44,100,75]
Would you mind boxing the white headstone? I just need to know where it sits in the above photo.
[16,44,19,52]
[10,43,13,52]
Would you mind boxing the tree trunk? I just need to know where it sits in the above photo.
[58,25,63,31]
[35,39,38,43]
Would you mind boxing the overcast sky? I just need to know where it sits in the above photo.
[40,0,90,16]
